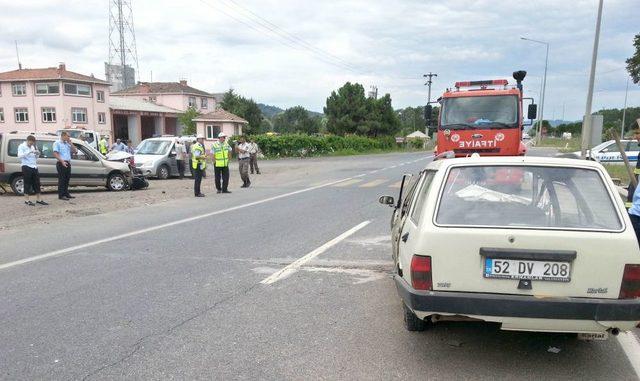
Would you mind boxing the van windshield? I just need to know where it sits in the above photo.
[136,140,172,155]
[436,165,621,231]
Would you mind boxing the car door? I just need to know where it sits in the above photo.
[391,173,423,263]
[70,143,106,186]
[626,141,639,163]
[35,139,58,187]
[596,142,623,163]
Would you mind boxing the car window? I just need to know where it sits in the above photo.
[627,141,640,152]
[72,144,96,161]
[8,139,55,159]
[400,176,420,217]
[602,142,621,153]
[436,165,621,231]
[410,171,436,223]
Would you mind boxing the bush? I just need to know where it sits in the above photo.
[248,134,400,158]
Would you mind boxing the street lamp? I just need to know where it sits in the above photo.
[521,37,549,144]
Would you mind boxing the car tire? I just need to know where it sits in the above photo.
[107,173,127,192]
[10,175,25,196]
[403,303,427,332]
[157,165,170,180]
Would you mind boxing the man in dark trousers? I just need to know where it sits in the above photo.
[212,132,232,193]
[53,131,77,201]
[191,135,206,197]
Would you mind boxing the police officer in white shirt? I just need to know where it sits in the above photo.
[236,136,252,188]
[17,135,48,206]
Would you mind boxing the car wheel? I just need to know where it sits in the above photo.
[157,165,170,180]
[10,176,25,196]
[403,303,427,332]
[108,173,127,191]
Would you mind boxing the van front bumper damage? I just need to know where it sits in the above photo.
[395,276,640,330]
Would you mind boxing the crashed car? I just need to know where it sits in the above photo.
[106,151,149,190]
[380,156,640,339]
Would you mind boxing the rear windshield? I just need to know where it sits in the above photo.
[435,165,622,231]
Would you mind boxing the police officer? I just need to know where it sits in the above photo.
[53,131,77,201]
[212,132,232,194]
[98,136,109,155]
[192,135,207,197]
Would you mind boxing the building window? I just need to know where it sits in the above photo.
[12,83,27,96]
[98,112,106,124]
[234,124,240,136]
[71,107,88,123]
[41,107,56,123]
[96,90,105,102]
[206,124,221,139]
[15,108,28,123]
[201,98,208,109]
[64,83,92,96]
[188,96,196,108]
[0,108,4,122]
[35,83,60,95]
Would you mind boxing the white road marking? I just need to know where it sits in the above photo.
[618,332,640,378]
[0,177,356,271]
[260,220,371,285]
[359,179,387,188]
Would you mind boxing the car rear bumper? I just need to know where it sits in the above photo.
[395,276,640,321]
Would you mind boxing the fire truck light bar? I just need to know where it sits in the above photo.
[455,79,508,88]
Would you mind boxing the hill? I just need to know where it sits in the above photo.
[258,103,324,119]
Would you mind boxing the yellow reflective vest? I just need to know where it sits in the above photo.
[212,141,231,167]
[98,139,108,154]
[191,143,206,170]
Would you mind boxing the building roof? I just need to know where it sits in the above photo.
[0,64,109,84]
[113,81,212,97]
[109,96,181,114]
[193,109,248,124]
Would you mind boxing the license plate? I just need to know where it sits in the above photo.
[484,258,571,282]
[577,332,608,341]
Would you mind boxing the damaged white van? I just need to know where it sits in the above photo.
[379,156,640,339]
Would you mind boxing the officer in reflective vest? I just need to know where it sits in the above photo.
[212,132,232,194]
[98,136,109,155]
[192,135,207,197]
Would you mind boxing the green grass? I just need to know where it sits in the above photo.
[537,137,581,152]
[603,164,631,186]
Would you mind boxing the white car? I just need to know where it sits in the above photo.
[380,156,640,338]
[567,139,638,164]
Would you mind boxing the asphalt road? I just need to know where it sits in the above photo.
[1,150,639,380]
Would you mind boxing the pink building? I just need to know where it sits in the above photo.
[112,80,218,135]
[0,63,111,135]
[194,109,247,146]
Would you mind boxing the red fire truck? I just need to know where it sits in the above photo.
[434,71,537,158]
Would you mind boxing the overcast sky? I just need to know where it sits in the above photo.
[0,0,637,119]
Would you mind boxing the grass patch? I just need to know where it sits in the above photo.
[603,164,632,186]
[537,137,581,152]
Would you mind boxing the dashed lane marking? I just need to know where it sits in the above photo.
[261,220,371,285]
[389,181,402,188]
[359,179,387,188]
[332,179,364,187]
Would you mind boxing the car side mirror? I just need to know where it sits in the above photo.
[379,195,395,207]
[169,151,177,157]
[527,104,538,120]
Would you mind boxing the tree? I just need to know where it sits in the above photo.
[219,89,264,135]
[178,107,199,135]
[626,33,640,84]
[324,82,369,136]
[273,106,322,134]
[365,94,400,137]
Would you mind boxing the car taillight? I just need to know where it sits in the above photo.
[411,255,432,291]
[0,162,4,172]
[619,264,640,299]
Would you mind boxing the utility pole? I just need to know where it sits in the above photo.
[581,0,604,159]
[621,77,630,138]
[423,72,437,135]
[521,37,549,144]
[14,40,22,70]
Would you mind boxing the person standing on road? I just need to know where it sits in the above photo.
[17,135,48,206]
[236,136,251,188]
[627,129,640,205]
[212,132,232,194]
[192,135,207,197]
[98,136,109,155]
[249,138,261,175]
[53,131,77,201]
[175,139,187,180]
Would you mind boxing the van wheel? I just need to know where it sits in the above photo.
[157,165,170,180]
[403,303,427,331]
[10,176,25,196]
[108,173,127,191]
